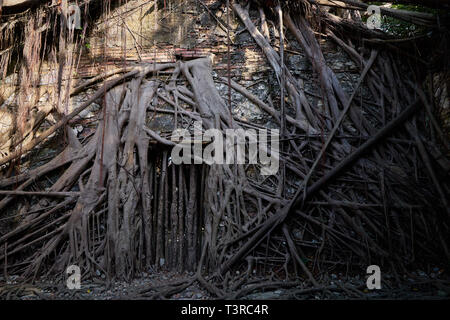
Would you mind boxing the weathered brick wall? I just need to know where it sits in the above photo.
[73,0,268,81]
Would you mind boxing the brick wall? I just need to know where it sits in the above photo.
[72,0,268,81]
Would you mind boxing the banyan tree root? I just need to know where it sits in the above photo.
[0,56,288,282]
[0,0,449,292]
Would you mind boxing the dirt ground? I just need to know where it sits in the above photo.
[1,269,449,300]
